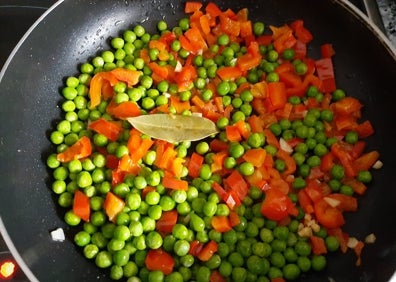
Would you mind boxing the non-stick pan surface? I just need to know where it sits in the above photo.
[0,0,395,281]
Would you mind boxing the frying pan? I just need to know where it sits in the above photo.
[0,0,395,281]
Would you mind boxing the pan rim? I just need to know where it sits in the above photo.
[0,0,65,84]
[336,0,396,59]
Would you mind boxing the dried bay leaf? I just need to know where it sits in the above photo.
[127,114,219,143]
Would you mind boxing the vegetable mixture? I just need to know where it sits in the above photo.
[46,2,381,281]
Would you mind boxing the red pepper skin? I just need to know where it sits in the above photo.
[314,198,345,229]
[261,188,296,221]
[145,249,175,275]
[156,210,178,234]
[73,190,90,222]
[57,136,92,163]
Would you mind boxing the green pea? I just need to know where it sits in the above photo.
[95,250,112,268]
[219,261,232,277]
[196,266,211,282]
[307,155,321,167]
[332,89,346,101]
[270,251,286,268]
[239,162,255,176]
[229,143,245,158]
[295,62,308,75]
[274,159,286,172]
[203,201,217,217]
[190,213,205,232]
[283,263,301,280]
[147,205,162,220]
[83,244,99,259]
[174,239,190,256]
[172,223,189,240]
[294,240,312,256]
[282,48,295,60]
[218,34,230,46]
[251,21,265,36]
[74,230,91,247]
[339,184,354,196]
[75,171,92,188]
[231,267,247,281]
[292,177,306,189]
[145,231,163,250]
[357,170,372,183]
[217,81,230,96]
[331,164,345,180]
[311,255,327,271]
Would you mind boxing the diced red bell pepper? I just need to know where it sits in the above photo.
[224,170,249,201]
[314,198,345,229]
[88,118,123,142]
[162,176,189,191]
[310,235,327,255]
[325,193,358,212]
[333,96,362,116]
[103,192,125,222]
[267,82,287,111]
[156,210,178,234]
[197,240,218,261]
[145,249,175,275]
[57,136,92,163]
[73,190,90,222]
[106,101,141,119]
[261,188,296,221]
[315,57,336,93]
[211,216,232,233]
[352,150,379,172]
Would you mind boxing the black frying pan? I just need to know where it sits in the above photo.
[0,0,395,281]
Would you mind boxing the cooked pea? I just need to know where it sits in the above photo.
[145,231,163,250]
[260,228,274,243]
[95,250,113,268]
[294,240,312,256]
[340,184,354,196]
[307,155,321,167]
[266,72,279,82]
[239,162,255,176]
[282,48,295,60]
[311,255,327,271]
[295,62,308,75]
[332,89,346,101]
[331,164,345,180]
[218,34,230,46]
[217,81,230,96]
[283,263,301,280]
[253,22,265,36]
[357,170,372,183]
[267,50,279,62]
[274,159,286,172]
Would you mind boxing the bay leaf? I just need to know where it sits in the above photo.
[127,114,219,143]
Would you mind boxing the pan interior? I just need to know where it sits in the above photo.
[0,0,395,281]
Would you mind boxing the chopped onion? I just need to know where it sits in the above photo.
[50,228,65,242]
[347,237,359,248]
[365,233,376,244]
[323,196,341,208]
[174,60,182,72]
[311,223,321,233]
[279,138,293,153]
[298,226,312,237]
[372,160,383,170]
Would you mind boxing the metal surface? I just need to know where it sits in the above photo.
[0,0,395,281]
[363,0,387,32]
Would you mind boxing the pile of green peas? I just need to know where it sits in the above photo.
[45,12,372,282]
